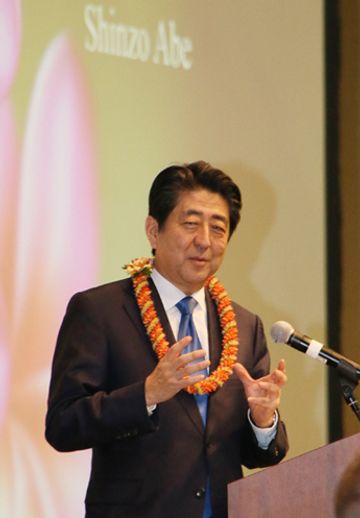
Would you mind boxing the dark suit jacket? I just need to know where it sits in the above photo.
[45,278,288,518]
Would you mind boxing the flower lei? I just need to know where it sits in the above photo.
[123,257,239,395]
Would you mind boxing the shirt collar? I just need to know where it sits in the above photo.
[151,268,206,312]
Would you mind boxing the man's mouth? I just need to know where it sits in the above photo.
[189,256,209,264]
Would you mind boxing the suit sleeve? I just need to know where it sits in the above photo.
[45,292,158,452]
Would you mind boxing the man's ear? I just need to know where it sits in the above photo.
[145,216,159,249]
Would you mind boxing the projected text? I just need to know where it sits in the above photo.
[84,4,193,70]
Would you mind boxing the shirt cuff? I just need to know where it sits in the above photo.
[147,404,157,416]
[247,409,278,450]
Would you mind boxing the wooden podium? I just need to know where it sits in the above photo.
[228,432,360,518]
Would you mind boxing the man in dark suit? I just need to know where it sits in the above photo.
[45,161,288,518]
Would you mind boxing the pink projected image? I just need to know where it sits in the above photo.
[1,2,98,516]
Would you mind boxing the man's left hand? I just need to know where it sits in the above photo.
[234,359,287,428]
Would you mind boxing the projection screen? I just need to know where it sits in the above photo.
[1,1,325,515]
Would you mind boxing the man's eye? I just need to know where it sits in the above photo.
[184,221,198,227]
[212,225,226,235]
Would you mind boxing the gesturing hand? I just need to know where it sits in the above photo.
[234,359,287,428]
[145,337,210,406]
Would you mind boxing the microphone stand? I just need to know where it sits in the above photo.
[336,359,360,422]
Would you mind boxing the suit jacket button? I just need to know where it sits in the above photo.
[195,487,205,499]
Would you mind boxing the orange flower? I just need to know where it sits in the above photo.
[125,258,239,395]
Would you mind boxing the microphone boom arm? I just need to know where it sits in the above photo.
[337,361,360,422]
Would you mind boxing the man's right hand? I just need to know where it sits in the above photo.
[144,337,210,406]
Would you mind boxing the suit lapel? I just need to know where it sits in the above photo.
[206,290,222,371]
[205,291,225,432]
[121,279,158,361]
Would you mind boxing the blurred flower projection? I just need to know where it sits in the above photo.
[1,1,98,516]
[0,0,21,98]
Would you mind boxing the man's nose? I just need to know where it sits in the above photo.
[194,225,211,249]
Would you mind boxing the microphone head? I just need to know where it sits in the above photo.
[270,321,294,344]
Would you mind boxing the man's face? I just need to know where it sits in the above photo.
[146,189,230,294]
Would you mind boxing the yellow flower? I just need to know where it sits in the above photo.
[123,257,153,276]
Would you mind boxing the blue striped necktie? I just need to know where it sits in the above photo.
[176,296,212,518]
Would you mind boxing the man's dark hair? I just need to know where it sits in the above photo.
[148,161,242,238]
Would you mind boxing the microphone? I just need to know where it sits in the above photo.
[270,321,360,381]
